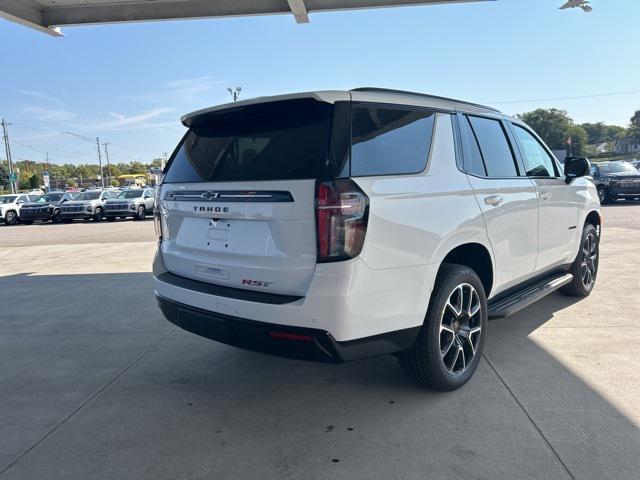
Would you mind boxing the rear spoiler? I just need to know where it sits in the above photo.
[181,90,350,127]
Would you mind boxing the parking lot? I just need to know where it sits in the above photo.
[0,207,638,480]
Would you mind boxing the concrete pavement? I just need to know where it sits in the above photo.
[0,211,638,479]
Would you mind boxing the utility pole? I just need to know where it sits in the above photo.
[102,142,112,186]
[227,86,242,102]
[1,118,16,194]
[61,131,105,190]
[162,152,168,170]
[96,137,105,190]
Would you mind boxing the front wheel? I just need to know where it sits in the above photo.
[135,205,146,221]
[560,223,599,297]
[398,264,487,391]
[4,210,18,225]
[597,186,609,204]
[93,207,104,222]
[52,210,62,223]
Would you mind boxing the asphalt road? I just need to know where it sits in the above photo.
[0,206,638,479]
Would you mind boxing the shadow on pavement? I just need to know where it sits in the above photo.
[0,272,638,480]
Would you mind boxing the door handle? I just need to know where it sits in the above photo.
[539,192,552,201]
[484,195,503,206]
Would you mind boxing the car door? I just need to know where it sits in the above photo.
[457,113,539,294]
[144,189,155,210]
[508,122,579,271]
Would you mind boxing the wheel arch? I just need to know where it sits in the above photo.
[437,242,494,298]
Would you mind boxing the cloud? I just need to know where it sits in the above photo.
[22,105,77,122]
[17,89,64,106]
[77,107,175,132]
[123,76,225,104]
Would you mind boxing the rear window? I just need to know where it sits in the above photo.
[351,105,435,176]
[163,99,333,183]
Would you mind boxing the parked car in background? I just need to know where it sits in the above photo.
[153,88,601,391]
[19,191,76,224]
[60,190,114,222]
[631,159,640,171]
[104,188,155,221]
[590,161,640,203]
[0,193,38,225]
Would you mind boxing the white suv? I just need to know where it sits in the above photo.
[153,88,601,391]
[0,193,37,225]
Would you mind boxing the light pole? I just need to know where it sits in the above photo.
[61,131,105,190]
[227,86,242,102]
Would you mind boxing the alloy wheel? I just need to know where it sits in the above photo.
[581,232,598,289]
[440,283,482,375]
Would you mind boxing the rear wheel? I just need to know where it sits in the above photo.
[560,223,599,297]
[398,264,487,391]
[4,210,18,225]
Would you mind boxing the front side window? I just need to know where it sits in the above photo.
[118,190,144,199]
[512,125,557,177]
[74,192,100,201]
[467,116,518,177]
[351,105,435,176]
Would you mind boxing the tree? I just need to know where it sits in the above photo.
[516,108,572,150]
[579,122,607,144]
[564,125,588,156]
[629,109,640,138]
[28,174,39,189]
[0,164,8,188]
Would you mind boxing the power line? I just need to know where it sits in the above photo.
[485,89,640,105]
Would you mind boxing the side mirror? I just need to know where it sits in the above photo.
[564,157,590,184]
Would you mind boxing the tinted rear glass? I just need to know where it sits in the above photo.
[163,99,333,183]
[351,105,435,176]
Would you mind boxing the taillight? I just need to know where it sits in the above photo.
[153,185,163,241]
[315,178,369,262]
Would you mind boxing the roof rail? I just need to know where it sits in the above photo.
[350,87,501,113]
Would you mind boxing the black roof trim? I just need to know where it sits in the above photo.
[350,87,501,113]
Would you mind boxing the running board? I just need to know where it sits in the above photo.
[488,273,573,319]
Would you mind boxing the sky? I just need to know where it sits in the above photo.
[1,0,639,166]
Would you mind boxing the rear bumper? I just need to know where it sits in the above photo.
[156,294,419,363]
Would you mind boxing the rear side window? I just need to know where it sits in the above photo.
[511,124,557,177]
[467,116,518,177]
[163,99,333,183]
[458,115,486,176]
[351,105,435,176]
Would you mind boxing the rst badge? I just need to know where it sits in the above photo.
[242,279,274,288]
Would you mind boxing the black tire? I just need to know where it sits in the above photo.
[52,210,62,223]
[135,205,146,221]
[93,207,104,222]
[560,223,599,297]
[398,264,487,391]
[22,220,34,225]
[4,210,18,225]
[597,186,609,204]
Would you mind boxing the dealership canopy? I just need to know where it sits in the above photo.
[0,0,490,36]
